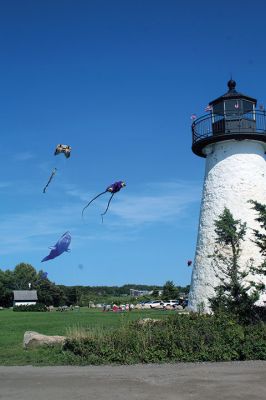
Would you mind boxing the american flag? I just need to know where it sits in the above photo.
[190,114,197,120]
[205,105,212,112]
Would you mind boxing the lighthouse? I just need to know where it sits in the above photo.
[188,80,266,312]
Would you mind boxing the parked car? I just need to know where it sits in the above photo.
[150,301,164,309]
[140,301,153,309]
[140,300,163,309]
[180,299,188,307]
[160,300,180,309]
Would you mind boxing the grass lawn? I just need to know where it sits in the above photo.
[0,307,172,365]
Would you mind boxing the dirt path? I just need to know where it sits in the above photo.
[0,361,265,400]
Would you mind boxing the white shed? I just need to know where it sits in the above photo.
[13,290,38,306]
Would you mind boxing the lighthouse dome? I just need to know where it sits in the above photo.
[192,81,266,157]
[227,79,236,91]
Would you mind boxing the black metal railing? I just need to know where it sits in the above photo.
[192,110,266,145]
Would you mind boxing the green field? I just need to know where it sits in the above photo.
[0,308,172,365]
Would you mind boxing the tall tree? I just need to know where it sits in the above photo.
[37,280,65,307]
[209,207,264,323]
[162,280,179,300]
[13,263,37,290]
[249,200,266,276]
[151,287,160,297]
[0,283,12,307]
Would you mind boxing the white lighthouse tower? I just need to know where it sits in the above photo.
[188,80,266,312]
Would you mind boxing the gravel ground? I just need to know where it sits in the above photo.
[0,361,265,400]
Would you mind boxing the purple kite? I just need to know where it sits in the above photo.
[39,271,48,280]
[82,181,126,221]
[35,271,48,284]
[41,231,71,262]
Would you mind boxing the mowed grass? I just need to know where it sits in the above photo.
[0,308,172,365]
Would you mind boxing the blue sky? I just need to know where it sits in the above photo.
[1,0,266,287]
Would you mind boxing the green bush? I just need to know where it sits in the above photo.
[63,313,266,364]
[13,303,47,312]
[241,323,266,360]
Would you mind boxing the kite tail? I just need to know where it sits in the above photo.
[82,190,107,218]
[43,168,57,193]
[101,192,115,223]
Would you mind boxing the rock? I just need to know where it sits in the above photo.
[164,305,173,310]
[23,331,66,349]
[137,318,160,325]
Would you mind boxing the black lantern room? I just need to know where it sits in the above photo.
[192,80,266,157]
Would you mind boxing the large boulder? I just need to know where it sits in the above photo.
[23,331,66,349]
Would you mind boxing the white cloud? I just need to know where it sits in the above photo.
[0,182,12,189]
[0,205,81,255]
[0,180,201,255]
[108,181,201,226]
[64,186,90,202]
[13,152,35,161]
[62,180,201,225]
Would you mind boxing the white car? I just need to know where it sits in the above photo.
[150,301,165,309]
[161,300,179,307]
[140,300,163,309]
[140,301,153,309]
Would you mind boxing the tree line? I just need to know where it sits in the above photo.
[2,199,264,315]
[0,264,189,308]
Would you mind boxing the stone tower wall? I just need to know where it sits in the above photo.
[188,139,266,312]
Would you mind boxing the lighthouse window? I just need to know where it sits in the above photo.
[212,102,223,116]
[243,100,254,117]
[224,99,241,115]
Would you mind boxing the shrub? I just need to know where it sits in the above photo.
[13,303,47,312]
[62,313,266,364]
[241,323,266,360]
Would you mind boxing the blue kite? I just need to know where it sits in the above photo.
[35,271,48,284]
[41,232,71,262]
[38,271,48,280]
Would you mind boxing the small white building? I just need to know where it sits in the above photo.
[13,290,38,306]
